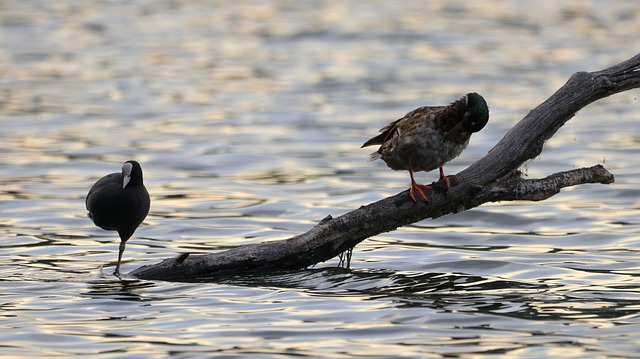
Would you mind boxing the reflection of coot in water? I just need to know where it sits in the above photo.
[86,161,150,276]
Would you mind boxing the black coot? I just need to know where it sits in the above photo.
[86,160,150,275]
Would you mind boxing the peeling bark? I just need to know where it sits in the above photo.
[130,53,640,281]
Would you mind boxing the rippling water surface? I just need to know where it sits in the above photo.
[1,1,640,358]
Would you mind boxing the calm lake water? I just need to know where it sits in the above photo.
[1,1,640,358]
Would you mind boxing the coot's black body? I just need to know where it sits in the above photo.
[86,160,150,275]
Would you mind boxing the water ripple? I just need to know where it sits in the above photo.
[1,0,640,357]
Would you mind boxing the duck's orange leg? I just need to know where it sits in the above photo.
[408,164,431,202]
[438,166,460,189]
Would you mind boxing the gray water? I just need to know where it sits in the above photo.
[1,1,640,358]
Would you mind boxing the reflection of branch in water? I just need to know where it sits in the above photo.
[83,278,155,302]
[209,267,640,322]
[130,53,640,281]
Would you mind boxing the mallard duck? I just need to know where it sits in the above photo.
[362,92,489,202]
[86,161,150,276]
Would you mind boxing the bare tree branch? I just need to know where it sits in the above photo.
[130,53,639,281]
[460,53,640,185]
[478,165,614,203]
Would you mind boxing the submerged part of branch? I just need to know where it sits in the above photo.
[130,53,639,281]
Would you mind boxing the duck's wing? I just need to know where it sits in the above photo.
[361,105,444,148]
[361,118,403,148]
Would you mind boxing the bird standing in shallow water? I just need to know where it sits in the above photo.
[362,92,489,202]
[86,160,150,276]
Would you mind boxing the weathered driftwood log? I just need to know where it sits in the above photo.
[130,53,640,281]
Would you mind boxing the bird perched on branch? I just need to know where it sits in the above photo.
[362,92,489,202]
[86,160,150,276]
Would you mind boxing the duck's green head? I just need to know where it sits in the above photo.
[462,92,489,133]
